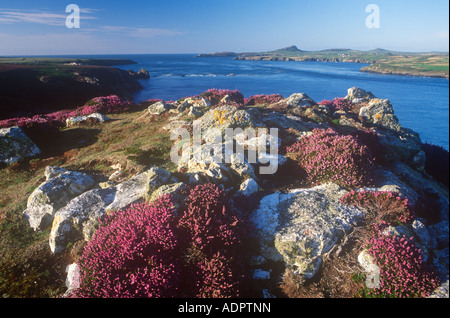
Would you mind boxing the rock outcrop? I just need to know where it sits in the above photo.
[250,183,365,279]
[23,166,96,231]
[48,167,175,254]
[0,126,41,164]
[66,113,110,127]
[11,86,448,298]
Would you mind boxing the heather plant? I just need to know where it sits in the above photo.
[364,233,440,298]
[178,184,242,256]
[70,196,180,298]
[331,97,353,112]
[286,128,375,188]
[340,190,414,226]
[70,184,246,298]
[80,95,133,115]
[244,94,284,106]
[319,98,353,112]
[201,89,245,106]
[196,252,239,298]
[0,95,133,132]
[177,183,245,298]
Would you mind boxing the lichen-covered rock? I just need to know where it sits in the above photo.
[376,128,426,170]
[0,126,41,164]
[236,178,259,197]
[23,167,96,231]
[428,280,449,299]
[194,105,263,141]
[250,183,364,280]
[49,187,116,254]
[285,93,316,109]
[147,182,187,212]
[49,170,157,254]
[106,171,149,212]
[359,99,402,132]
[66,113,110,126]
[145,166,174,197]
[345,87,375,103]
[148,101,172,115]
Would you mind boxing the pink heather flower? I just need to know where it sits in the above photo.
[286,128,375,188]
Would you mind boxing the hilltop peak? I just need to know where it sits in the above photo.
[275,45,303,52]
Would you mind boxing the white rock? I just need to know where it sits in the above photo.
[250,183,365,280]
[23,168,96,231]
[66,113,110,126]
[65,263,80,290]
[0,126,41,164]
[237,178,259,197]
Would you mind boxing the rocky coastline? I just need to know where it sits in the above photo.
[1,86,448,298]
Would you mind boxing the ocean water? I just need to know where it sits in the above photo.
[75,54,449,150]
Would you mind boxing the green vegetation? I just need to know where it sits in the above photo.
[0,57,136,67]
[199,46,449,78]
[361,53,449,78]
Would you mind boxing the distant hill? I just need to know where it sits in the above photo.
[271,45,304,53]
[196,46,448,78]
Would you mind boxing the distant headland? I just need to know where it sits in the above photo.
[0,57,148,119]
[197,45,449,79]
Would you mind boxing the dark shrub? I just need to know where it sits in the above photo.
[422,143,449,188]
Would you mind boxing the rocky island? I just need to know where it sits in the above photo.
[197,46,449,78]
[0,86,448,298]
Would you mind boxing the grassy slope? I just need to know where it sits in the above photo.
[0,105,177,297]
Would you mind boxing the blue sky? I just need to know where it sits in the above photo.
[0,0,448,55]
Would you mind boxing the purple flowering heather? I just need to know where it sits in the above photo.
[286,128,375,188]
[365,233,440,298]
[70,196,180,298]
[201,88,245,106]
[244,94,284,106]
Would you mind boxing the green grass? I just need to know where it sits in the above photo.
[0,57,137,67]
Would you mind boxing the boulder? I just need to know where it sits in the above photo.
[49,170,159,254]
[236,178,260,197]
[428,280,449,299]
[194,105,263,142]
[390,162,448,199]
[250,183,364,280]
[49,187,116,254]
[188,106,204,118]
[105,171,149,212]
[359,99,402,132]
[285,93,316,109]
[145,167,174,197]
[66,113,110,126]
[23,167,96,231]
[376,128,426,170]
[428,220,449,250]
[345,87,375,103]
[148,101,172,115]
[63,263,80,297]
[0,126,41,164]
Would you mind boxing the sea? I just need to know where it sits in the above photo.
[67,54,450,150]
